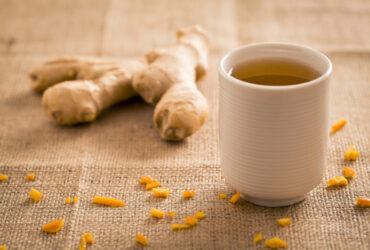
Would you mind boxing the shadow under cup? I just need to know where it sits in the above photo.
[218,43,332,207]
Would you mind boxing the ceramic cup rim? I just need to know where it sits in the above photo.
[218,42,332,91]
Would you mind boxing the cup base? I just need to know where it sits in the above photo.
[241,194,306,207]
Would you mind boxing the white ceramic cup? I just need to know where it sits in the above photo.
[218,43,332,207]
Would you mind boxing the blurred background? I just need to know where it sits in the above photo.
[2,0,369,58]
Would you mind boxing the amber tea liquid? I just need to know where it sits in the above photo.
[229,58,320,86]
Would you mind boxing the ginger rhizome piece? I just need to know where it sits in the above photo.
[30,58,146,125]
[183,190,195,198]
[92,196,126,207]
[66,197,71,204]
[229,192,241,204]
[29,26,209,141]
[136,234,148,246]
[327,176,348,187]
[330,118,346,134]
[133,25,210,141]
[166,212,175,217]
[254,233,263,244]
[264,237,288,248]
[73,196,78,204]
[184,217,198,226]
[42,219,64,233]
[29,188,42,202]
[194,211,206,219]
[26,173,35,181]
[356,197,370,208]
[0,174,8,181]
[219,193,227,199]
[150,208,164,219]
[345,145,359,161]
[277,218,291,227]
[79,233,94,250]
[171,224,191,230]
[152,188,169,198]
[343,167,355,179]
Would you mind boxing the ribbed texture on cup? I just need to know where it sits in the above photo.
[219,76,330,201]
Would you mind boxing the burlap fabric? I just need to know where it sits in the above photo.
[0,0,369,249]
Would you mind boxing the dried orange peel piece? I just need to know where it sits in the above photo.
[184,217,197,226]
[83,233,94,244]
[79,236,87,250]
[166,212,175,217]
[150,208,164,219]
[254,233,263,243]
[194,211,206,219]
[152,188,169,198]
[92,196,126,207]
[146,181,161,190]
[229,192,240,204]
[330,118,346,134]
[264,237,288,248]
[79,232,94,250]
[140,176,162,190]
[356,197,370,208]
[183,190,195,198]
[42,219,64,233]
[26,173,35,181]
[29,188,42,202]
[343,167,355,179]
[277,218,291,227]
[136,234,148,246]
[0,174,8,181]
[140,176,154,184]
[327,176,348,187]
[171,224,191,230]
[345,145,359,161]
[219,193,227,199]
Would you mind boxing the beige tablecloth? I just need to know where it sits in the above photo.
[0,0,369,249]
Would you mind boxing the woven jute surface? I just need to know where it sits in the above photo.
[0,0,369,249]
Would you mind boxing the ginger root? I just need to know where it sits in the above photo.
[30,25,210,141]
[30,58,146,125]
[133,25,210,141]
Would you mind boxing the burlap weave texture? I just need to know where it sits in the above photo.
[0,0,369,249]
